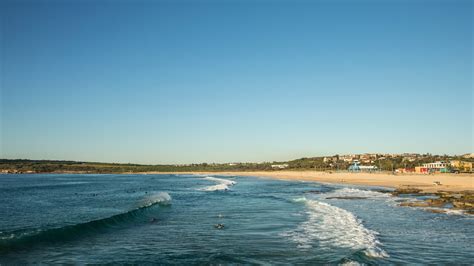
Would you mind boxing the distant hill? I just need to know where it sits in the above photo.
[1,153,472,174]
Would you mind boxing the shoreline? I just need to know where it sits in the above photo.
[136,171,474,193]
[2,170,473,193]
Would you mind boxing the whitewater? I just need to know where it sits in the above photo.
[199,176,236,191]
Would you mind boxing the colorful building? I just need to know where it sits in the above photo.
[415,166,429,174]
[422,161,449,173]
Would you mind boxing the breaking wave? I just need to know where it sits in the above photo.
[323,188,391,199]
[284,197,388,258]
[200,176,236,191]
[0,192,171,252]
[140,192,172,207]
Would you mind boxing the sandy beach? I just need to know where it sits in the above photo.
[143,171,474,193]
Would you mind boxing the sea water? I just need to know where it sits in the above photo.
[0,174,473,264]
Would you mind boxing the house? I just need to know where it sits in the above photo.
[360,154,377,164]
[395,168,415,173]
[450,160,473,172]
[348,160,378,172]
[415,166,429,174]
[323,156,339,163]
[340,154,358,163]
[402,156,417,162]
[358,165,378,171]
[323,157,332,163]
[422,161,449,173]
[271,164,289,169]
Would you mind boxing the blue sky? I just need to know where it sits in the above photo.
[1,0,472,164]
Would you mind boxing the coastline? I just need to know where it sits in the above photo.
[137,171,474,193]
[3,170,472,193]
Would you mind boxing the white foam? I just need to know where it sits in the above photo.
[200,176,236,191]
[444,209,466,215]
[284,198,389,258]
[422,207,467,216]
[324,188,391,199]
[141,192,172,207]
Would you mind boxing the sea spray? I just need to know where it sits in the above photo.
[140,192,172,208]
[200,176,236,191]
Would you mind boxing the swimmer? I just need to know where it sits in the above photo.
[214,223,224,229]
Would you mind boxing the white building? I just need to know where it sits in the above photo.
[340,155,357,162]
[271,164,289,169]
[358,165,378,171]
[423,161,448,169]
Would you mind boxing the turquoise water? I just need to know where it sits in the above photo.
[1,174,473,264]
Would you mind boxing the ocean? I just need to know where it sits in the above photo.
[1,174,473,264]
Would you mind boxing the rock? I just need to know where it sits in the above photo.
[425,199,446,207]
[304,190,322,194]
[465,209,474,215]
[400,201,430,207]
[372,189,393,194]
[391,188,422,196]
[427,209,446,214]
[396,190,474,215]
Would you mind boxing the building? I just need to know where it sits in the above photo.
[323,156,338,163]
[450,160,473,172]
[415,166,429,174]
[359,153,377,164]
[348,160,378,172]
[340,154,358,163]
[462,153,474,159]
[402,156,417,162]
[422,161,449,173]
[395,168,415,173]
[358,165,378,171]
[271,164,289,169]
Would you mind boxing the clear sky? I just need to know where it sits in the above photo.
[1,0,472,164]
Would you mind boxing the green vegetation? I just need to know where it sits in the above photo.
[0,159,274,173]
[0,154,472,174]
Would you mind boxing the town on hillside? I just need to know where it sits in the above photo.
[273,153,474,173]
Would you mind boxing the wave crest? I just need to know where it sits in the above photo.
[200,176,236,191]
[324,188,391,199]
[0,192,171,252]
[141,192,172,207]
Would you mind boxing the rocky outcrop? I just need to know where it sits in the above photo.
[399,201,430,207]
[395,189,474,215]
[391,187,423,196]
